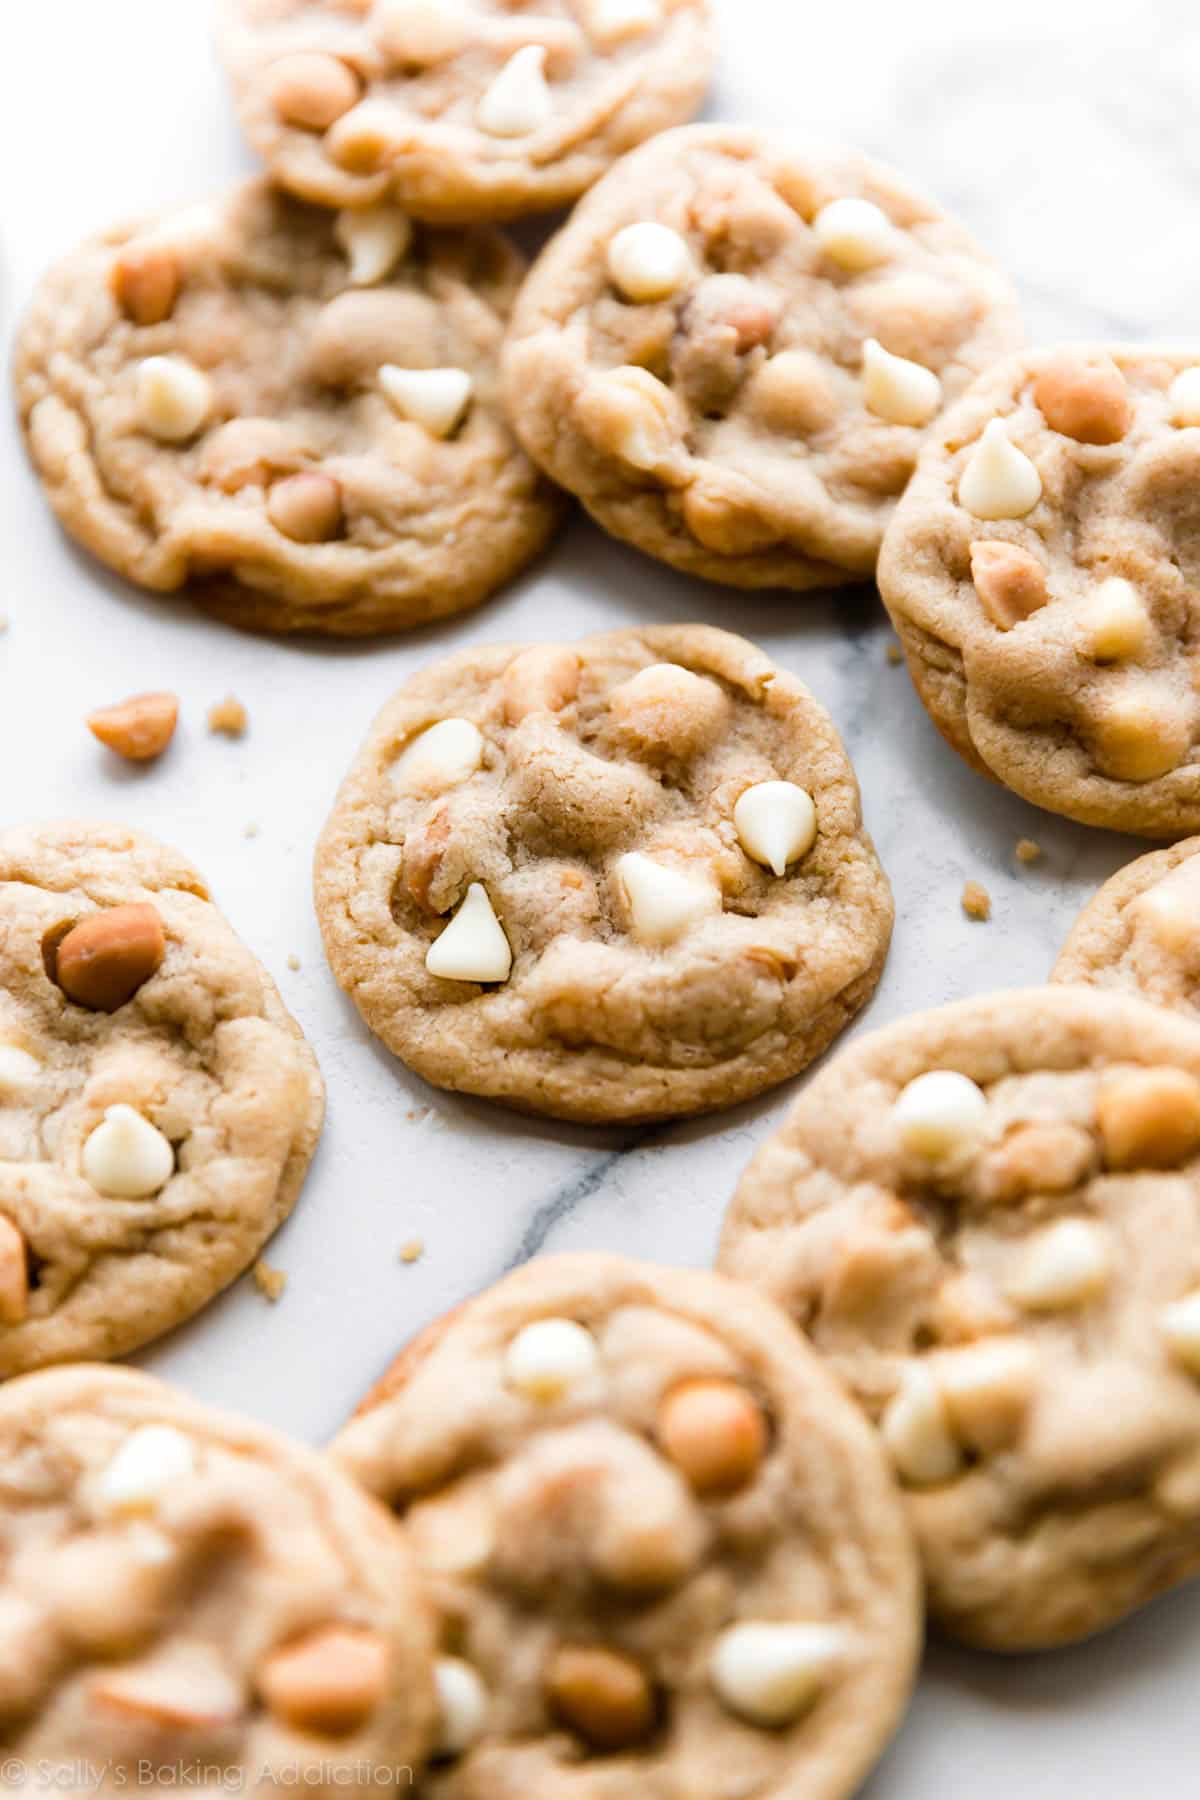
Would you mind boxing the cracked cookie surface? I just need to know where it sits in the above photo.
[313,624,893,1124]
[0,1364,436,1796]
[217,0,714,224]
[720,986,1200,1649]
[503,126,1022,589]
[878,345,1200,834]
[1054,838,1200,1017]
[14,179,560,637]
[0,822,324,1376]
[332,1253,921,1800]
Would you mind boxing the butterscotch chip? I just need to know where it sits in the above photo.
[879,346,1200,836]
[208,695,249,736]
[656,1377,767,1494]
[0,822,323,1376]
[961,880,991,922]
[314,624,893,1124]
[720,985,1200,1650]
[0,1366,436,1784]
[332,1253,920,1797]
[87,692,179,763]
[15,180,560,637]
[504,127,1021,590]
[217,0,714,223]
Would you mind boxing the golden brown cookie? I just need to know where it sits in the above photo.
[504,125,1022,588]
[14,180,560,637]
[0,821,323,1376]
[879,345,1200,834]
[216,0,715,223]
[721,985,1200,1650]
[0,1364,436,1795]
[332,1253,922,1800]
[1054,837,1200,1016]
[313,625,893,1123]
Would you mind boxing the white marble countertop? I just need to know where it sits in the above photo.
[2,2,1199,1792]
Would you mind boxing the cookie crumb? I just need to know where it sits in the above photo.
[253,1259,287,1303]
[208,695,248,737]
[1016,838,1042,865]
[406,1106,431,1125]
[886,641,903,666]
[287,953,301,972]
[399,1238,424,1265]
[962,880,992,922]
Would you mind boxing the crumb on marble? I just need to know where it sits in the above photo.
[208,695,248,737]
[962,880,992,922]
[253,1259,287,1303]
[1016,838,1042,865]
[406,1106,431,1125]
[886,641,903,666]
[244,822,260,840]
[287,953,301,971]
[400,1238,424,1265]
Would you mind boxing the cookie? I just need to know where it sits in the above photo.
[332,1253,922,1800]
[878,345,1200,835]
[719,985,1200,1650]
[313,624,893,1124]
[0,821,324,1376]
[1054,838,1200,1017]
[216,0,715,224]
[0,1364,436,1794]
[14,179,560,637]
[502,126,1023,589]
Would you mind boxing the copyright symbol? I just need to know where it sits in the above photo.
[1,1760,24,1784]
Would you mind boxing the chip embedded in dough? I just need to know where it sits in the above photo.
[332,1253,922,1800]
[878,345,1200,835]
[1054,837,1200,1017]
[0,1365,436,1794]
[313,624,893,1124]
[503,125,1023,589]
[14,180,561,637]
[719,985,1200,1650]
[0,821,324,1376]
[215,0,715,224]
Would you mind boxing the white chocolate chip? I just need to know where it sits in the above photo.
[425,884,512,985]
[709,1622,844,1727]
[606,222,691,303]
[335,203,412,285]
[476,46,552,138]
[93,1426,196,1518]
[957,419,1042,520]
[380,365,473,438]
[1086,577,1151,662]
[1168,366,1200,427]
[1007,1219,1111,1313]
[435,1658,489,1756]
[1162,1291,1200,1375]
[935,1339,1037,1453]
[504,1317,598,1401]
[892,1070,988,1161]
[881,1364,963,1487]
[0,1046,39,1092]
[134,356,212,443]
[82,1104,174,1199]
[391,718,484,795]
[734,782,817,877]
[861,338,942,427]
[812,197,896,272]
[616,852,720,947]
[584,0,661,45]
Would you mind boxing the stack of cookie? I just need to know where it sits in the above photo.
[11,1,1200,1795]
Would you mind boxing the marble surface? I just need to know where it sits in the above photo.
[2,2,1199,1792]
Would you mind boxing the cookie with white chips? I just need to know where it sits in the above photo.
[1054,837,1200,1017]
[503,126,1022,588]
[216,0,714,223]
[313,624,893,1124]
[0,1365,436,1795]
[332,1253,922,1800]
[879,346,1200,834]
[721,985,1200,1650]
[14,179,560,636]
[0,821,323,1376]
